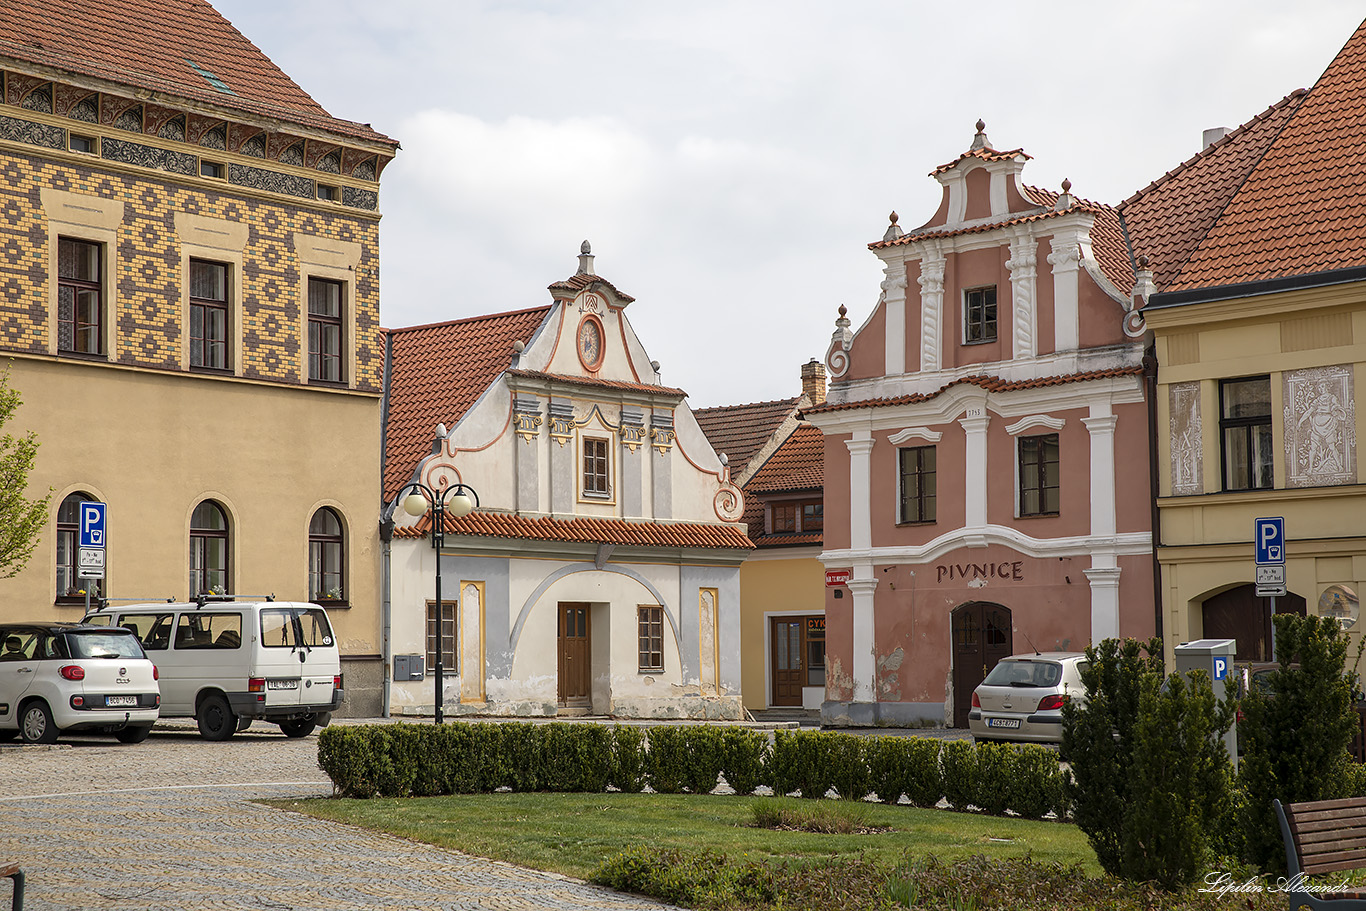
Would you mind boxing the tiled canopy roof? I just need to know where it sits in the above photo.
[807,367,1144,415]
[547,272,635,303]
[506,369,686,398]
[931,146,1030,175]
[0,0,395,146]
[693,397,799,472]
[393,510,754,551]
[1161,20,1366,292]
[384,307,550,502]
[747,424,825,494]
[1119,92,1308,290]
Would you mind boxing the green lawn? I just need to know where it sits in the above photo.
[268,792,1099,880]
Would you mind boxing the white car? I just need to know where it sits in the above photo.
[969,652,1088,744]
[0,623,160,744]
[85,599,343,741]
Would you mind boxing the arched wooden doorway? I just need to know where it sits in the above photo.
[951,601,1012,728]
[1201,584,1306,662]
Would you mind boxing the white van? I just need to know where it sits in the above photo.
[85,599,343,741]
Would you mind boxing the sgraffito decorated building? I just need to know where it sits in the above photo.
[805,123,1157,726]
[0,0,397,713]
[382,245,751,718]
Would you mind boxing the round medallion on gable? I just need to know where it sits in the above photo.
[577,314,605,372]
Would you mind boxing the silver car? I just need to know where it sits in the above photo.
[969,652,1087,743]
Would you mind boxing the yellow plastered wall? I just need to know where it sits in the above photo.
[739,554,826,710]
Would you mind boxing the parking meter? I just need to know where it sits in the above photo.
[1174,638,1239,768]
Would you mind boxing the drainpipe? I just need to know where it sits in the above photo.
[379,330,395,717]
[1143,347,1163,643]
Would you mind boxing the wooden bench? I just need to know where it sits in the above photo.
[1275,797,1366,910]
[0,860,21,911]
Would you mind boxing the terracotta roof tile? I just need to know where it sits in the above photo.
[807,367,1144,415]
[505,369,686,397]
[384,307,551,501]
[0,0,394,146]
[547,273,635,303]
[1118,91,1307,289]
[394,510,753,551]
[1162,20,1366,291]
[746,425,825,494]
[931,146,1031,175]
[693,397,800,472]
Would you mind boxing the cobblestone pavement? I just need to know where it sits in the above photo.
[0,723,675,911]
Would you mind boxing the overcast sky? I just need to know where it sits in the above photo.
[215,1,1363,407]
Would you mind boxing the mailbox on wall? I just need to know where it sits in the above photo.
[1174,638,1239,767]
[393,654,426,681]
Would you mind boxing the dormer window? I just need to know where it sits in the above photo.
[768,499,822,535]
[965,286,997,343]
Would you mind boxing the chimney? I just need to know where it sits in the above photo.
[1202,127,1231,150]
[801,358,827,406]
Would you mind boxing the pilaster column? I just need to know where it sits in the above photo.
[1084,565,1122,643]
[1047,233,1082,352]
[1082,411,1118,537]
[847,574,879,703]
[883,265,908,375]
[958,407,990,528]
[1006,233,1037,360]
[845,433,874,551]
[918,254,946,372]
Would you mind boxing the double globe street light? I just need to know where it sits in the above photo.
[396,479,479,724]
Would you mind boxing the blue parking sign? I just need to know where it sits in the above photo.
[1213,657,1229,681]
[1255,517,1284,565]
[79,501,106,548]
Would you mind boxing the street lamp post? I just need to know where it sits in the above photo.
[398,480,479,724]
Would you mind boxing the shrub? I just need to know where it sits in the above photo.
[749,796,873,834]
[719,727,766,796]
[318,725,382,798]
[903,736,944,808]
[591,847,774,908]
[1121,668,1234,889]
[973,741,1014,816]
[1062,637,1164,874]
[646,726,689,794]
[940,739,979,811]
[1239,613,1360,872]
[866,736,907,804]
[765,730,801,797]
[538,723,612,793]
[793,731,838,799]
[829,733,870,800]
[681,726,725,795]
[498,723,542,792]
[610,725,648,793]
[1009,745,1063,820]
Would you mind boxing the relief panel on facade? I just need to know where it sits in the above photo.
[1283,365,1356,487]
[1169,381,1203,495]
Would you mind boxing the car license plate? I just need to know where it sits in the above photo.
[106,695,137,707]
[987,717,1021,729]
[267,679,299,690]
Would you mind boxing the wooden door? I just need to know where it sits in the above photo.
[557,602,591,706]
[771,618,804,706]
[951,602,1012,728]
[1202,584,1306,662]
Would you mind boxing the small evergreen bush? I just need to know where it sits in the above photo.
[610,725,648,793]
[765,729,801,797]
[646,726,689,794]
[1009,744,1063,820]
[793,731,837,799]
[973,741,1014,816]
[681,726,725,795]
[866,736,907,804]
[719,727,766,796]
[829,733,870,800]
[903,736,944,808]
[940,739,979,811]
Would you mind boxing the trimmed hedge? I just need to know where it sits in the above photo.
[317,722,1067,820]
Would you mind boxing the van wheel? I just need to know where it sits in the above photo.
[279,718,317,739]
[20,701,58,744]
[115,724,153,744]
[197,694,237,741]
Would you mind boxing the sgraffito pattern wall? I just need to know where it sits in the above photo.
[0,149,382,391]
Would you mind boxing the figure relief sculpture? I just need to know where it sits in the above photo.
[1284,366,1356,487]
[1169,382,1203,495]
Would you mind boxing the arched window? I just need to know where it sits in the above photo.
[56,492,101,603]
[308,507,345,604]
[189,501,229,597]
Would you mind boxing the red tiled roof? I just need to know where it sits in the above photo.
[806,367,1144,415]
[0,0,395,146]
[931,146,1030,175]
[547,273,635,303]
[1118,92,1308,290]
[384,307,551,501]
[746,424,825,494]
[394,510,754,551]
[506,370,686,397]
[1162,21,1366,291]
[693,397,799,473]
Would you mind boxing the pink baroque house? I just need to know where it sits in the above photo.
[805,122,1157,727]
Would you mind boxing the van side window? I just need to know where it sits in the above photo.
[174,612,243,650]
[261,607,335,648]
[118,613,174,651]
